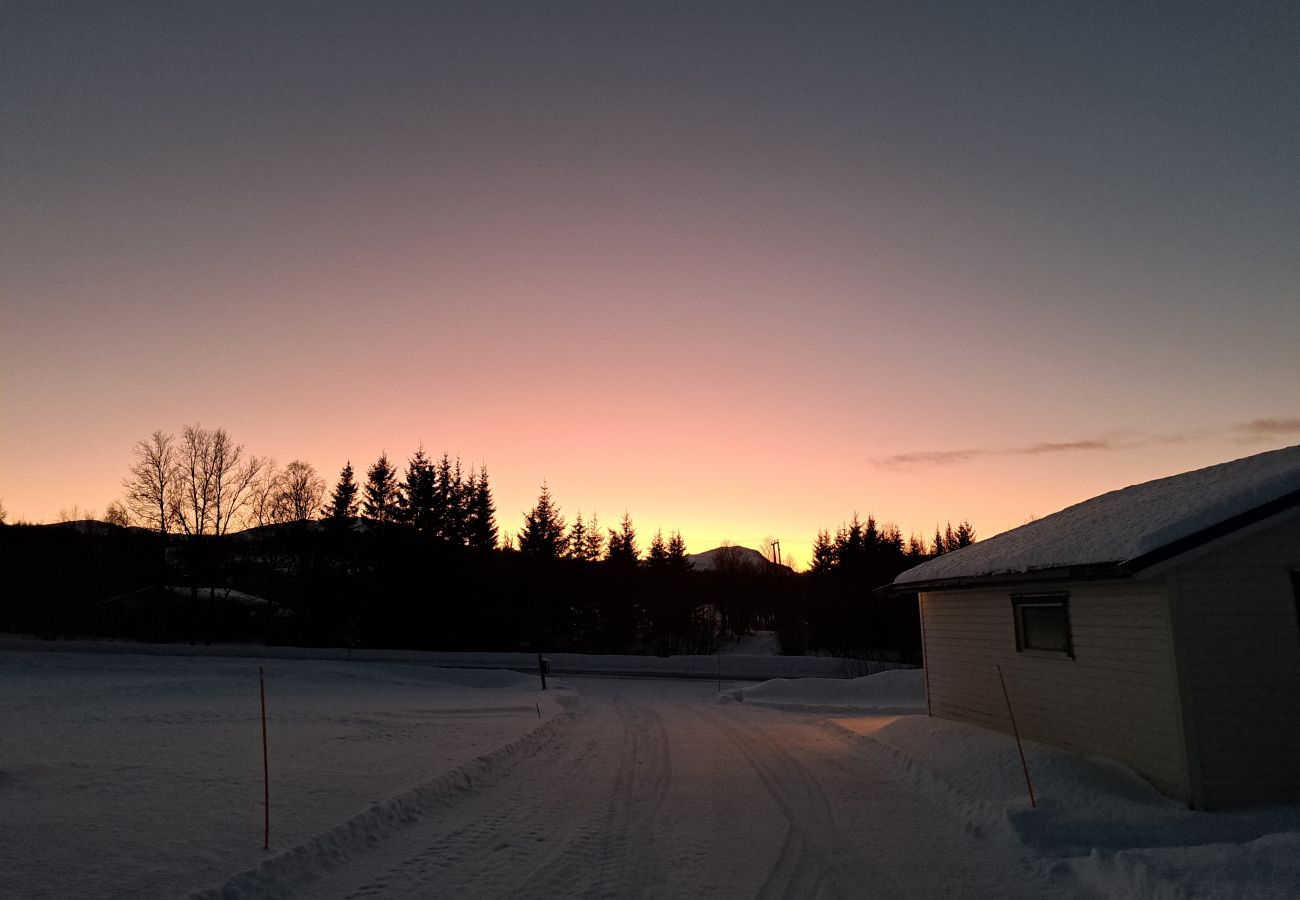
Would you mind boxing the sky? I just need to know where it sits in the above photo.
[2,1,1297,568]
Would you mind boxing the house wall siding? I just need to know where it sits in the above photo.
[1166,515,1300,807]
[920,581,1188,800]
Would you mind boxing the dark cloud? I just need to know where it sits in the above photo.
[1018,440,1114,455]
[1232,418,1300,440]
[873,449,988,469]
[875,429,1198,470]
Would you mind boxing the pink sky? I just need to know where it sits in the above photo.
[2,3,1297,567]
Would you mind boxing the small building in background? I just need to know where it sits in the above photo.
[892,445,1300,808]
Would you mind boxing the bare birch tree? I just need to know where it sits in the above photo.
[122,430,176,534]
[278,460,325,522]
[170,424,266,536]
[251,459,326,525]
[171,424,214,536]
[104,501,130,528]
[249,461,282,528]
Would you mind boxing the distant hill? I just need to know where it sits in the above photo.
[42,519,152,537]
[685,545,793,575]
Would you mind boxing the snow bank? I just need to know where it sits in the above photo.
[0,649,569,900]
[188,710,576,899]
[829,714,1300,900]
[722,668,1300,898]
[718,669,925,715]
[1064,833,1300,900]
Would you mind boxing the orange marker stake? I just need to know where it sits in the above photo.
[260,665,270,849]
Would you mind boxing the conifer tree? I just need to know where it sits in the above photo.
[666,530,691,570]
[566,511,594,560]
[606,512,639,564]
[446,456,468,544]
[835,514,867,569]
[565,511,612,561]
[430,454,455,540]
[878,521,902,553]
[647,529,670,567]
[953,519,976,548]
[323,461,360,521]
[906,532,929,557]
[583,511,605,561]
[399,447,435,532]
[810,528,837,575]
[864,513,879,549]
[363,453,401,525]
[465,466,498,551]
[932,525,948,555]
[518,483,566,557]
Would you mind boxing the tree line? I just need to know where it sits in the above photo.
[111,424,972,574]
[514,483,690,568]
[788,513,973,658]
[809,514,975,575]
[1,423,978,662]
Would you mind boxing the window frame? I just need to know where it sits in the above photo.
[1011,592,1074,658]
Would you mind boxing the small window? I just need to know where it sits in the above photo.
[1013,593,1073,657]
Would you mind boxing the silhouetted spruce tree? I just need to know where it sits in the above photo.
[446,456,468,544]
[606,512,638,565]
[398,447,436,532]
[566,511,596,561]
[834,514,868,572]
[464,466,498,551]
[583,512,605,560]
[810,528,836,575]
[864,514,879,548]
[906,532,929,557]
[667,530,691,570]
[878,521,903,554]
[933,520,972,555]
[518,483,566,557]
[363,453,401,525]
[430,454,455,541]
[647,529,669,567]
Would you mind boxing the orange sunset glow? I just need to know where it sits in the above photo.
[2,3,1297,567]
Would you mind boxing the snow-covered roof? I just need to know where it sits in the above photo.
[894,444,1300,588]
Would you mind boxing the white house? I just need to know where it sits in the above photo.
[892,445,1300,808]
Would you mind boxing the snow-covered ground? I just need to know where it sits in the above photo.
[2,644,1296,898]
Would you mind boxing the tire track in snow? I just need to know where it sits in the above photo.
[187,702,581,900]
[311,687,671,899]
[684,704,897,900]
[502,693,672,899]
[335,707,610,899]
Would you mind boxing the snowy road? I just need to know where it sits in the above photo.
[281,678,1095,900]
[9,650,1294,898]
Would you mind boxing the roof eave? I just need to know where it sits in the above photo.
[890,562,1128,594]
